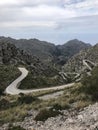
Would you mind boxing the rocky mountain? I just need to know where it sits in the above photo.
[0,36,92,90]
[0,40,65,91]
[0,40,47,73]
[0,37,58,65]
[0,37,91,65]
[0,37,98,130]
[0,40,36,65]
[0,40,60,75]
[56,39,91,65]
[63,43,98,73]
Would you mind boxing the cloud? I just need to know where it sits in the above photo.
[0,0,98,44]
[0,0,64,7]
[0,0,98,28]
[0,4,76,28]
[56,15,98,35]
[0,21,57,28]
[64,0,98,16]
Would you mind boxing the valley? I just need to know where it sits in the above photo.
[0,37,98,130]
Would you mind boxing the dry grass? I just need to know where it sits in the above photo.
[0,83,94,124]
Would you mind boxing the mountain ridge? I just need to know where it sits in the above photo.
[0,40,65,91]
[0,36,91,66]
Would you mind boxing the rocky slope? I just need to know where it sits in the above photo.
[56,39,91,65]
[63,44,98,73]
[0,40,58,75]
[0,39,98,130]
[0,36,92,90]
[0,40,37,65]
[0,65,20,95]
[1,103,98,130]
[0,40,64,91]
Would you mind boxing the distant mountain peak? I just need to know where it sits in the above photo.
[0,36,92,66]
[65,39,89,45]
[68,39,80,42]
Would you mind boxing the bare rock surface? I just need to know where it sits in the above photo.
[1,103,98,130]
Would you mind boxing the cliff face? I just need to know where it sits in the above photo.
[63,44,98,73]
[0,41,58,76]
[0,41,33,65]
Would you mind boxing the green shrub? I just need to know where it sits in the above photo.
[51,103,63,110]
[0,88,4,95]
[17,95,38,104]
[34,108,61,121]
[81,66,98,101]
[51,103,70,110]
[8,126,25,130]
[0,98,10,110]
[0,65,20,95]
[19,72,64,90]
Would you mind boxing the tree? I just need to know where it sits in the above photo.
[82,66,98,101]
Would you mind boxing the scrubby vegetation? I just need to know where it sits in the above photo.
[34,108,61,121]
[8,125,25,130]
[1,37,98,128]
[17,94,39,104]
[1,64,98,124]
[0,65,20,95]
[0,94,39,111]
[50,83,91,111]
[81,66,98,101]
[0,94,40,124]
[0,82,94,124]
[19,72,64,90]
[0,40,66,91]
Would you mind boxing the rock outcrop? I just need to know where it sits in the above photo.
[1,103,98,130]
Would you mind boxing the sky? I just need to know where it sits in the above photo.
[0,0,98,45]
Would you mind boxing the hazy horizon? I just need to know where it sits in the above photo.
[1,35,98,46]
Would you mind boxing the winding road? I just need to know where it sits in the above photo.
[5,59,96,95]
[5,67,74,95]
[59,72,80,81]
[83,60,96,71]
